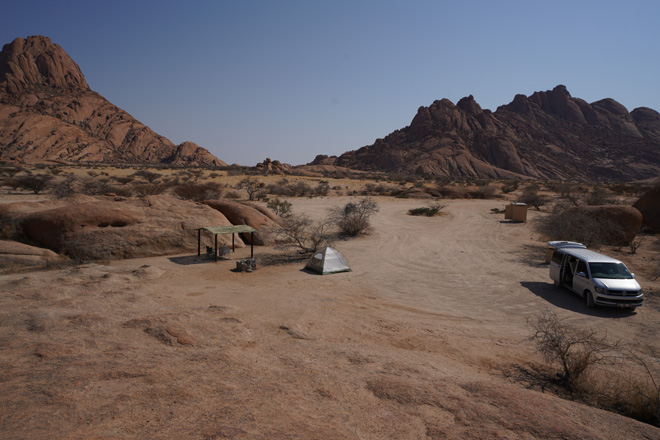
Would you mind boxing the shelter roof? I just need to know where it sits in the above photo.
[200,225,256,234]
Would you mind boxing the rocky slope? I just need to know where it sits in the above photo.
[0,36,225,166]
[0,194,281,260]
[313,85,660,181]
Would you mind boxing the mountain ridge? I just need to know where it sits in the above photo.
[312,85,660,181]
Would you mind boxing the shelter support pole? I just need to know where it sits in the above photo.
[214,234,218,262]
[232,233,235,252]
[197,229,201,256]
[251,232,254,258]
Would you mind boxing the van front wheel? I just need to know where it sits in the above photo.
[585,291,596,308]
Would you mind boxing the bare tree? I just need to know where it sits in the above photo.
[271,213,334,254]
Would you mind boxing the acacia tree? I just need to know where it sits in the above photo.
[266,198,293,217]
[237,177,264,201]
[16,175,53,194]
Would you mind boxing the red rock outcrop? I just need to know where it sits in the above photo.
[568,205,643,244]
[0,240,64,272]
[0,195,243,260]
[201,200,279,245]
[315,85,660,181]
[633,184,660,232]
[0,36,226,166]
[255,158,293,174]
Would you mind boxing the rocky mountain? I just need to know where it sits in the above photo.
[312,85,660,181]
[0,36,225,166]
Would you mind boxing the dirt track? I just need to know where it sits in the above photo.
[1,197,659,439]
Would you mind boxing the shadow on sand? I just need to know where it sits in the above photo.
[521,281,636,318]
[168,255,229,266]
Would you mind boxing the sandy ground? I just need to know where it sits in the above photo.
[1,197,659,439]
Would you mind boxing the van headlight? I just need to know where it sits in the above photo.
[595,286,608,294]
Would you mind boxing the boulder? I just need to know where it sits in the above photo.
[568,205,643,245]
[202,200,279,245]
[633,184,660,232]
[0,240,65,272]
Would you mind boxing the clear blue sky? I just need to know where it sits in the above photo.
[3,0,659,166]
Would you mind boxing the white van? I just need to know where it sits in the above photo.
[549,247,643,309]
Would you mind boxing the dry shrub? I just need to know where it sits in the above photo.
[585,187,617,206]
[438,186,468,199]
[528,310,619,389]
[79,177,112,195]
[328,197,379,237]
[501,181,520,194]
[651,261,660,281]
[106,185,134,197]
[0,166,23,177]
[224,190,241,199]
[51,176,112,197]
[266,198,293,217]
[519,188,549,210]
[408,203,447,217]
[527,310,660,426]
[131,170,161,183]
[131,183,170,197]
[363,183,399,196]
[269,213,334,254]
[265,180,313,197]
[60,232,114,262]
[582,364,660,426]
[468,185,497,199]
[0,217,22,240]
[172,182,222,201]
[51,177,76,198]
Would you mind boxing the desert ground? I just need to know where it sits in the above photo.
[1,196,659,439]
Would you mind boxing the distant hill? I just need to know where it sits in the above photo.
[311,85,660,181]
[0,36,225,166]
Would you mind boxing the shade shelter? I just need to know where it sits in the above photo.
[197,225,257,262]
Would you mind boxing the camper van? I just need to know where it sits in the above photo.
[549,247,643,309]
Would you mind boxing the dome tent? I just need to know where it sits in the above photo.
[304,246,351,275]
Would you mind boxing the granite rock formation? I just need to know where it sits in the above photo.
[0,36,225,166]
[0,194,241,260]
[313,86,660,181]
[633,184,660,232]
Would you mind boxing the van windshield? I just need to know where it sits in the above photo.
[589,262,633,279]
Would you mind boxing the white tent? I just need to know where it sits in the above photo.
[305,246,351,275]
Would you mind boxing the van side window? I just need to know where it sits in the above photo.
[576,260,588,277]
[551,251,564,264]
